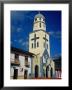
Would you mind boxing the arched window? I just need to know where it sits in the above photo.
[47,44,48,49]
[46,66,49,78]
[35,18,37,21]
[39,18,41,21]
[50,67,53,78]
[37,42,39,47]
[39,23,41,28]
[35,65,39,78]
[32,43,33,48]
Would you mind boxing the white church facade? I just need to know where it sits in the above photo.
[10,12,58,79]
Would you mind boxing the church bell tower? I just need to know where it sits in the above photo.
[29,12,55,78]
[29,12,50,57]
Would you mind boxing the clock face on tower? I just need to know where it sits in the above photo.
[42,49,49,64]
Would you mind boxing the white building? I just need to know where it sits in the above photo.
[10,47,34,79]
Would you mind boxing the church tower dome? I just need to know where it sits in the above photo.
[35,13,45,19]
[33,12,46,31]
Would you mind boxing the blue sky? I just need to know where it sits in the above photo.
[11,11,61,58]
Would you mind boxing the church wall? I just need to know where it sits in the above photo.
[47,59,55,78]
[33,23,46,31]
[33,18,46,31]
[29,29,51,78]
[47,35,50,57]
[32,55,41,78]
[29,32,41,54]
[29,30,50,57]
[32,56,37,77]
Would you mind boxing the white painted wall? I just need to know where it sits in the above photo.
[28,57,31,76]
[10,53,15,61]
[18,55,25,76]
[33,17,46,31]
[10,67,14,76]
[10,53,32,78]
[29,30,50,56]
[10,53,14,77]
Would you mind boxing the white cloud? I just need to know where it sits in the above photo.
[17,28,22,32]
[18,39,23,43]
[22,42,26,46]
[21,41,29,49]
[48,31,61,39]
[21,41,29,46]
[48,31,54,35]
[14,39,17,42]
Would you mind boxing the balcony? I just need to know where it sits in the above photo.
[25,62,30,68]
[11,58,20,66]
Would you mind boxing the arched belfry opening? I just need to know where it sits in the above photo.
[35,65,39,78]
[50,67,53,78]
[46,66,49,78]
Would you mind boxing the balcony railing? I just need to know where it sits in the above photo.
[11,58,20,66]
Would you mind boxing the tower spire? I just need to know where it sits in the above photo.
[38,11,40,14]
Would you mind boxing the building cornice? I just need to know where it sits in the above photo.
[29,30,49,35]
